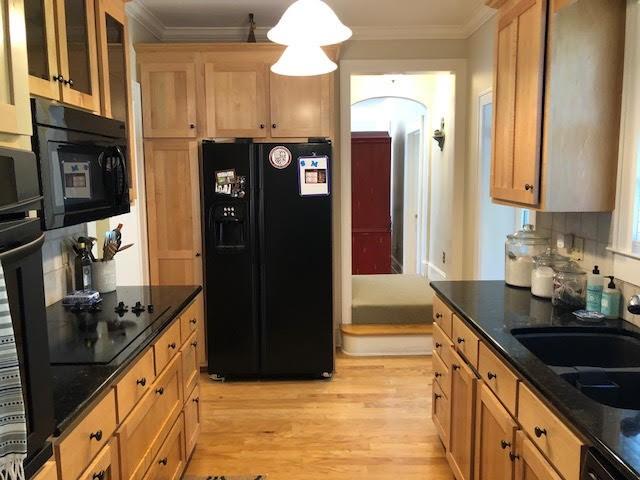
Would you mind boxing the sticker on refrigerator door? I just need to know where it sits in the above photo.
[298,156,329,196]
[268,146,292,169]
[215,169,236,195]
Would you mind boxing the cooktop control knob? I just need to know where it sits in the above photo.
[132,301,146,315]
[114,301,129,316]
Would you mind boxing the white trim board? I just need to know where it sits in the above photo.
[341,333,433,357]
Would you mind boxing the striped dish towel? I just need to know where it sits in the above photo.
[0,263,27,480]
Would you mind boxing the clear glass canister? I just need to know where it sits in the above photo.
[505,225,550,288]
[552,262,587,310]
[531,249,571,299]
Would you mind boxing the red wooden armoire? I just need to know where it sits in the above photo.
[351,132,392,274]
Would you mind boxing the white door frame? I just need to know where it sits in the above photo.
[339,59,468,324]
[403,128,421,273]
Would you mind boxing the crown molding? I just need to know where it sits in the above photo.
[126,0,495,42]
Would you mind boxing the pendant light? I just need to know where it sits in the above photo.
[271,45,337,77]
[268,0,352,46]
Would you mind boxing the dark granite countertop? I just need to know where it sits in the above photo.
[48,285,202,435]
[431,280,640,480]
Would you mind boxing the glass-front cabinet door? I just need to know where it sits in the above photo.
[0,0,31,135]
[24,0,60,100]
[55,0,100,112]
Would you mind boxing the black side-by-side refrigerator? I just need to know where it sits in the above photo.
[202,140,334,379]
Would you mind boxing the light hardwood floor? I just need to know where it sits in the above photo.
[185,353,453,480]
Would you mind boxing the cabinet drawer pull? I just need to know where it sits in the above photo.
[136,377,147,387]
[500,440,511,450]
[435,313,442,319]
[189,124,196,129]
[193,397,200,404]
[190,318,197,325]
[191,341,198,348]
[434,393,442,400]
[260,124,265,129]
[452,365,460,371]
[434,372,442,378]
[534,426,547,438]
[487,371,497,380]
[525,183,534,191]
[92,471,105,480]
[435,342,442,348]
[158,457,168,466]
[168,342,177,350]
[272,123,277,129]
[509,452,519,462]
[89,430,103,442]
[457,337,465,344]
[155,387,165,395]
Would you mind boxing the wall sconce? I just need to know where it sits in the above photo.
[433,118,445,151]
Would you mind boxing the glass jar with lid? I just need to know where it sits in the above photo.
[505,225,550,288]
[531,249,571,299]
[552,262,587,310]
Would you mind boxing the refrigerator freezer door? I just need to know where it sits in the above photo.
[258,143,334,376]
[203,142,260,376]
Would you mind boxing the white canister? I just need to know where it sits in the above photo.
[93,260,117,293]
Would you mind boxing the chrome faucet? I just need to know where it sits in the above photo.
[629,295,640,315]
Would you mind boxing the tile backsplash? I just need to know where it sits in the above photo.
[42,224,86,306]
[536,212,640,325]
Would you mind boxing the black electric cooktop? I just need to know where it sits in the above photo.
[47,286,175,365]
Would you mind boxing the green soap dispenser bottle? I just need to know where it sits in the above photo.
[600,276,621,319]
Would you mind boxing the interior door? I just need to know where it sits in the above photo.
[204,60,268,138]
[491,0,546,206]
[55,0,101,112]
[24,0,60,100]
[0,0,31,135]
[140,62,197,138]
[144,140,202,285]
[269,72,332,138]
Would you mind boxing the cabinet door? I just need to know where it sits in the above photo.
[143,415,186,480]
[24,0,60,99]
[0,0,31,135]
[204,61,268,138]
[474,383,517,480]
[145,140,202,286]
[514,431,562,480]
[78,440,120,480]
[491,0,546,206]
[31,461,58,480]
[55,0,101,112]
[269,72,332,138]
[447,349,477,480]
[184,384,200,458]
[140,62,197,138]
[432,381,450,449]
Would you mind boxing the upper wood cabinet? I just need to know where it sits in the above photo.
[204,59,268,138]
[0,0,31,136]
[140,62,197,138]
[489,0,626,212]
[24,0,60,100]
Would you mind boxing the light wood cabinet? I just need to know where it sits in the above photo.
[432,380,450,448]
[30,460,58,480]
[144,140,202,286]
[154,320,181,375]
[433,296,453,338]
[489,0,625,211]
[452,314,480,369]
[143,415,186,480]
[0,0,31,136]
[180,292,206,367]
[478,342,519,417]
[474,383,517,480]
[269,72,332,138]
[513,431,562,480]
[447,349,477,480]
[204,59,268,138]
[115,348,155,423]
[140,62,197,138]
[184,384,200,458]
[78,440,120,480]
[24,0,59,100]
[180,331,199,400]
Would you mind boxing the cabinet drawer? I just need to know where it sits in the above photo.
[143,414,186,480]
[433,323,453,360]
[117,354,183,480]
[181,331,199,400]
[433,296,453,338]
[184,384,200,458]
[180,296,200,346]
[518,383,584,480]
[56,390,117,480]
[116,348,156,423]
[452,314,479,369]
[478,343,519,416]
[78,440,119,480]
[433,350,451,398]
[432,381,450,448]
[154,321,181,375]
[31,460,58,480]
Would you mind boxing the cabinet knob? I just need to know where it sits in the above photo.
[191,341,198,348]
[193,397,200,404]
[260,124,265,129]
[434,393,442,400]
[509,452,520,462]
[195,252,201,257]
[67,79,74,87]
[92,471,105,480]
[457,337,465,344]
[155,387,165,395]
[89,430,103,442]
[487,371,497,380]
[500,440,511,450]
[434,342,442,348]
[136,377,147,387]
[452,364,460,371]
[272,123,277,129]
[435,313,443,319]
[534,426,547,438]
[434,372,442,378]
[158,457,168,466]
[169,342,177,350]
[525,184,534,191]
[190,318,197,325]
[53,74,64,83]
[190,123,196,129]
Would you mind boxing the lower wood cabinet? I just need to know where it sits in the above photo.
[30,460,58,480]
[143,414,186,480]
[432,381,450,448]
[154,320,181,375]
[115,348,155,423]
[184,384,201,458]
[447,349,477,480]
[181,331,199,399]
[79,440,120,480]
[513,431,562,480]
[474,383,517,480]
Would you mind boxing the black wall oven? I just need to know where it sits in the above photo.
[31,98,130,230]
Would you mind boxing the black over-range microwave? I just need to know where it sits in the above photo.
[31,98,130,230]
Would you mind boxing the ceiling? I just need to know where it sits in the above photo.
[128,0,493,42]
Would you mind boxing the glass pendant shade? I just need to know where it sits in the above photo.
[268,0,352,46]
[271,45,337,76]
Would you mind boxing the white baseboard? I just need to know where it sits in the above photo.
[342,333,433,356]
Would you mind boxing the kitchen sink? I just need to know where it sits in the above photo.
[512,327,640,409]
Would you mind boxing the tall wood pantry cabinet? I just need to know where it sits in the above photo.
[487,0,626,211]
